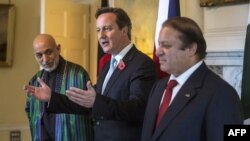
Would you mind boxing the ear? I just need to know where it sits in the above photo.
[56,44,61,52]
[188,43,197,56]
[121,26,128,35]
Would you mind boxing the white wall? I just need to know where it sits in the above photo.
[181,0,249,52]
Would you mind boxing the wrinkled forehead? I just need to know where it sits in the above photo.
[33,41,54,51]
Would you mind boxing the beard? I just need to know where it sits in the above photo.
[40,56,60,72]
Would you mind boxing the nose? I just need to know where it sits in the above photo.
[41,54,49,63]
[98,30,106,39]
[155,47,163,57]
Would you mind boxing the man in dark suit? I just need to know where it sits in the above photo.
[140,17,243,141]
[24,7,157,141]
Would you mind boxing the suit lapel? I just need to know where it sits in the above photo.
[102,68,122,95]
[152,62,208,140]
[102,46,138,96]
[143,78,169,138]
[96,61,109,94]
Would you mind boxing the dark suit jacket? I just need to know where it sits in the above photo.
[48,45,157,141]
[141,62,243,141]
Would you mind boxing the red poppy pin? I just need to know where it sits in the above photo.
[118,60,126,71]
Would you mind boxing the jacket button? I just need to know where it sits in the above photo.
[96,121,100,126]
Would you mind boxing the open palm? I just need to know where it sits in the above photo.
[23,77,51,102]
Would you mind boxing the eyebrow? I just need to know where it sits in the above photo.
[96,24,113,28]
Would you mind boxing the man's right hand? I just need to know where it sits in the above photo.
[23,77,51,102]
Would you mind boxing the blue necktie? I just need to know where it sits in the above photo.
[102,57,117,94]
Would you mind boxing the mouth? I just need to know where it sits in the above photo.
[42,62,53,68]
[158,59,165,64]
[100,40,109,47]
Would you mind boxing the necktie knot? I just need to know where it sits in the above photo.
[166,80,178,91]
[110,57,117,71]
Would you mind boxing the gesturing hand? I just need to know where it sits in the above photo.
[66,81,96,108]
[23,77,52,102]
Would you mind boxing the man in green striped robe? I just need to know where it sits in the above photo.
[25,34,93,141]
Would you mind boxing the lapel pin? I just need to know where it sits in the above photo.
[185,93,191,97]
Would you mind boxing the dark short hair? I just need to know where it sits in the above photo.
[95,7,132,40]
[162,17,207,59]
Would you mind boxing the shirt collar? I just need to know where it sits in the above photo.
[112,43,133,64]
[169,61,203,85]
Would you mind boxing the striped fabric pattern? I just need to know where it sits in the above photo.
[25,57,94,141]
